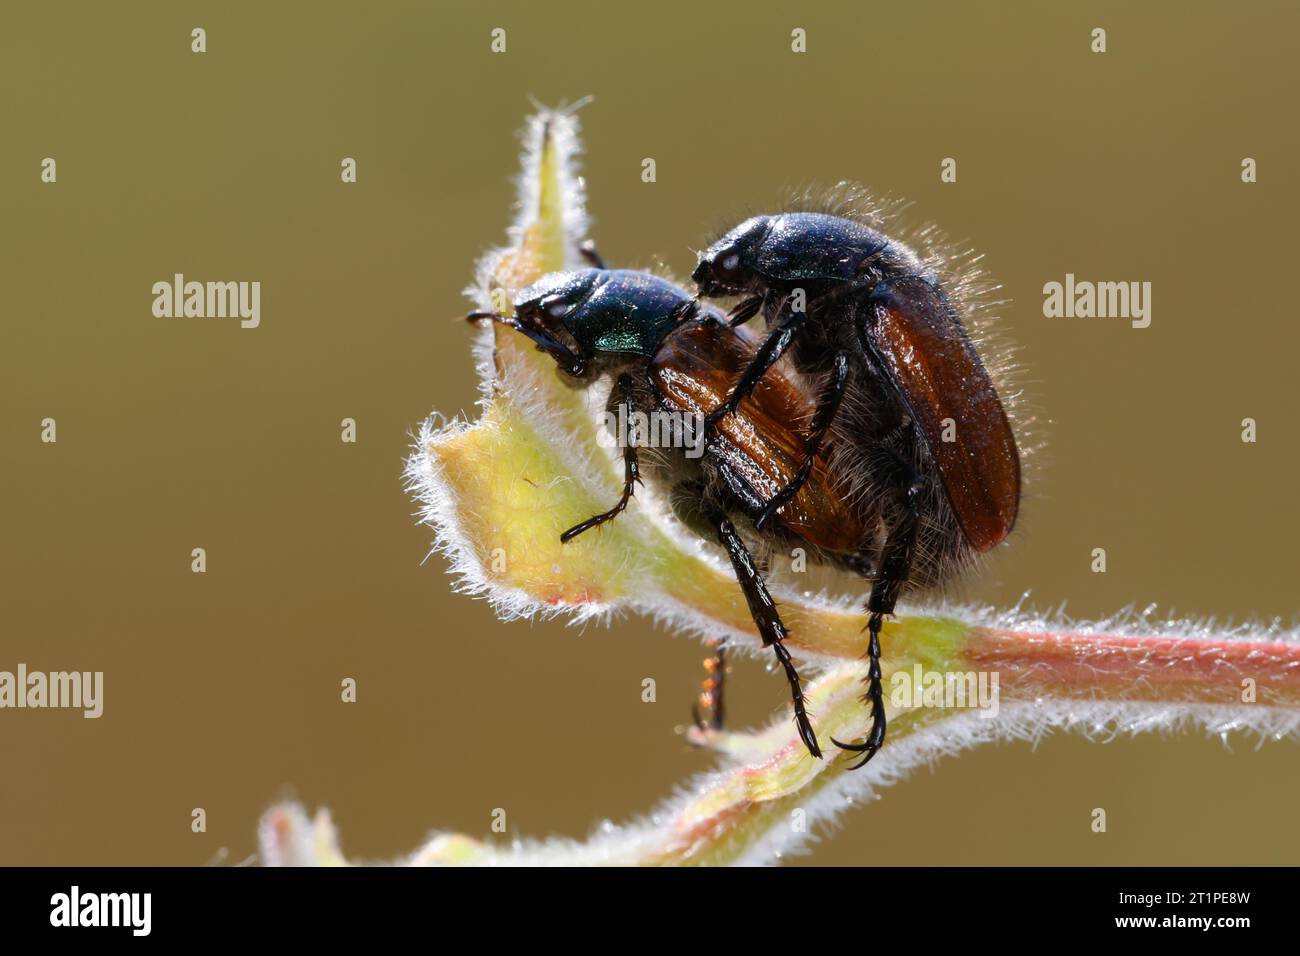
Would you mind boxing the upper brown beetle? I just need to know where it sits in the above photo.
[692,203,1022,767]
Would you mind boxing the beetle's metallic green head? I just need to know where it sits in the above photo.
[506,269,696,378]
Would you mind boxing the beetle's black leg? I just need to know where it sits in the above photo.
[831,451,925,770]
[709,507,821,759]
[755,350,850,530]
[668,297,700,324]
[725,294,764,328]
[704,295,808,430]
[691,642,727,732]
[578,239,607,270]
[560,374,642,543]
[831,299,936,767]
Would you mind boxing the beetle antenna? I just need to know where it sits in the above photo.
[465,309,510,325]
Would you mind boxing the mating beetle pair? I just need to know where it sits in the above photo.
[470,206,1021,768]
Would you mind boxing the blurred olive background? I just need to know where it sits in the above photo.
[2,0,1296,866]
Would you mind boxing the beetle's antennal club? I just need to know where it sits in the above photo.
[465,309,510,324]
[468,308,587,378]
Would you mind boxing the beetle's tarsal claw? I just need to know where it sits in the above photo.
[831,736,881,770]
[846,748,879,771]
[798,718,823,759]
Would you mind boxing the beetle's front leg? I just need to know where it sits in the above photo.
[755,349,850,530]
[578,239,607,270]
[703,294,809,430]
[707,502,821,760]
[560,374,642,543]
[724,294,764,328]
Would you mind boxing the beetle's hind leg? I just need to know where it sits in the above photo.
[755,350,850,530]
[832,450,925,769]
[708,506,821,759]
[691,641,727,733]
[560,374,643,543]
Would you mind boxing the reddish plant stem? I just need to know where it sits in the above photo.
[963,628,1300,707]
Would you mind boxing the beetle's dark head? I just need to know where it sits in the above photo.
[691,216,773,297]
[513,268,601,339]
[465,270,601,380]
[468,269,693,382]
